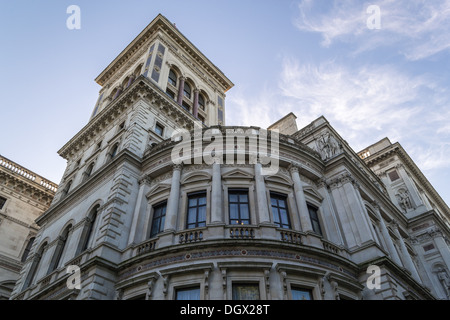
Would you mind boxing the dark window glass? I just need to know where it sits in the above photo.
[308,204,323,236]
[182,101,191,112]
[186,192,207,229]
[155,123,164,136]
[291,287,313,300]
[21,237,35,263]
[270,193,291,229]
[150,201,167,238]
[184,83,191,99]
[0,196,6,210]
[218,109,223,122]
[176,286,200,300]
[232,283,260,300]
[228,189,250,225]
[166,89,175,99]
[198,94,205,110]
[168,70,177,86]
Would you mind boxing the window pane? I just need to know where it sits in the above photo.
[198,196,207,206]
[240,204,249,219]
[198,206,206,223]
[291,288,312,300]
[232,284,260,300]
[272,207,280,224]
[189,198,197,207]
[280,209,288,225]
[188,208,197,224]
[278,198,286,208]
[176,287,200,300]
[229,204,239,220]
[239,194,248,203]
[229,194,238,203]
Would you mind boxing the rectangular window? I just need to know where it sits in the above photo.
[228,189,250,225]
[270,193,291,229]
[0,196,6,210]
[175,286,201,300]
[308,204,323,236]
[187,192,207,229]
[218,109,223,122]
[155,123,164,136]
[291,287,313,300]
[232,283,260,300]
[150,201,167,238]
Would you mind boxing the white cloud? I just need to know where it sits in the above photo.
[279,58,430,148]
[295,0,450,60]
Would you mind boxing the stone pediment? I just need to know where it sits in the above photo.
[222,168,254,180]
[181,171,212,185]
[265,174,293,186]
[146,183,171,198]
[304,186,323,202]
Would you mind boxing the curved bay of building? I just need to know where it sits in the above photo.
[11,126,434,300]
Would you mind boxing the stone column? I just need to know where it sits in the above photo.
[289,164,313,233]
[391,221,421,281]
[210,162,223,224]
[396,164,425,212]
[113,86,123,100]
[126,75,135,88]
[164,164,183,231]
[128,175,151,244]
[176,77,185,105]
[432,229,450,268]
[255,163,270,224]
[372,202,403,266]
[193,89,199,118]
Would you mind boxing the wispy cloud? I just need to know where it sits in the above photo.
[295,0,450,60]
[278,58,431,148]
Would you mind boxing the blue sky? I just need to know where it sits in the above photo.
[1,0,449,207]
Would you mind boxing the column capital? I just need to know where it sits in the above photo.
[288,163,301,174]
[173,163,183,171]
[138,174,152,186]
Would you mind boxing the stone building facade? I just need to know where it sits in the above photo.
[10,14,450,300]
[0,155,57,299]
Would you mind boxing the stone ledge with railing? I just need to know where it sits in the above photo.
[227,225,256,240]
[0,154,58,193]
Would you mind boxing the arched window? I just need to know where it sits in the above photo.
[21,237,35,263]
[48,225,72,274]
[108,143,119,162]
[76,204,100,255]
[22,241,47,289]
[168,69,177,87]
[184,82,191,99]
[198,94,205,111]
[82,162,95,182]
[61,180,72,198]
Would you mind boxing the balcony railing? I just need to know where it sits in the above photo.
[228,226,256,240]
[136,238,158,255]
[280,230,303,245]
[179,229,204,244]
